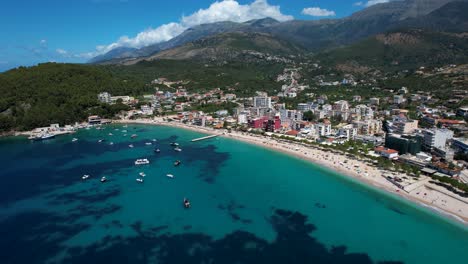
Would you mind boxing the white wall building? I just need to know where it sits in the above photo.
[315,122,332,137]
[98,92,112,104]
[423,129,454,149]
[253,96,272,108]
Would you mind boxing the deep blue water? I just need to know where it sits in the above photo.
[0,124,467,264]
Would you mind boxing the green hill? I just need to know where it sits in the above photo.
[0,63,147,131]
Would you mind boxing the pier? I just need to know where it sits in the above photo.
[191,134,219,142]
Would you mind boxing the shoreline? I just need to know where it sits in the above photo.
[114,118,468,226]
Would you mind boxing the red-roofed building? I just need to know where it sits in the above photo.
[374,146,399,160]
[286,130,299,136]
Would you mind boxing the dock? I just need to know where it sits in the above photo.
[191,135,219,142]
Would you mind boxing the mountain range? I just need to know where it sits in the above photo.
[90,0,468,66]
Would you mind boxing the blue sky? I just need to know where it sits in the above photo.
[0,0,387,71]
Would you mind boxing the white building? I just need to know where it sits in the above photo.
[253,96,272,108]
[140,105,154,115]
[338,124,357,140]
[297,103,310,112]
[315,122,332,137]
[98,92,112,104]
[238,114,248,124]
[369,97,380,105]
[393,95,405,104]
[280,109,303,121]
[423,129,454,150]
[333,100,349,112]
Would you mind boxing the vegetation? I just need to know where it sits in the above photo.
[0,63,148,131]
[429,177,468,196]
[107,59,284,97]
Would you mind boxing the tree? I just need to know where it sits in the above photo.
[303,111,317,122]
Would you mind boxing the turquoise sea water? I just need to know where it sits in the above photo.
[0,124,467,264]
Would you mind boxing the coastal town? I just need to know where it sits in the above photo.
[20,63,468,223]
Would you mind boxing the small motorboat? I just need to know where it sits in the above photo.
[183,198,191,208]
[145,142,152,145]
[152,139,157,142]
[131,134,138,138]
[135,158,150,165]
[166,174,174,178]
[154,148,161,153]
[98,139,105,143]
[136,178,144,183]
[129,144,134,148]
[123,125,128,128]
[122,130,127,133]
[174,147,182,152]
[82,174,90,180]
[108,133,113,136]
[109,142,114,145]
[174,160,181,166]
[123,134,127,137]
[72,138,78,142]
[170,142,179,146]
[100,176,107,182]
[139,172,146,177]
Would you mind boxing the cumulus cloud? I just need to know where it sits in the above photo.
[301,7,336,17]
[56,48,68,55]
[353,2,364,6]
[91,0,293,56]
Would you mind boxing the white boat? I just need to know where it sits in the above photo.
[109,142,114,145]
[123,125,128,128]
[100,176,107,182]
[72,138,78,142]
[98,139,104,143]
[135,158,150,165]
[166,174,174,178]
[152,139,157,142]
[139,172,146,177]
[129,144,134,148]
[82,174,90,180]
[123,134,127,137]
[131,134,138,138]
[174,147,182,152]
[33,133,55,141]
[108,133,113,136]
[170,142,179,146]
[122,130,127,133]
[145,142,152,145]
[136,178,144,183]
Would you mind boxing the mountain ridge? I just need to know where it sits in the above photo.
[90,0,468,64]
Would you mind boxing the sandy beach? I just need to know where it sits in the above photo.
[114,118,468,224]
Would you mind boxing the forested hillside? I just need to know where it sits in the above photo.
[0,63,146,131]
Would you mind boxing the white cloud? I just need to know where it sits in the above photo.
[56,49,68,55]
[364,0,390,7]
[353,2,364,6]
[40,39,47,45]
[301,7,336,17]
[91,0,293,56]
